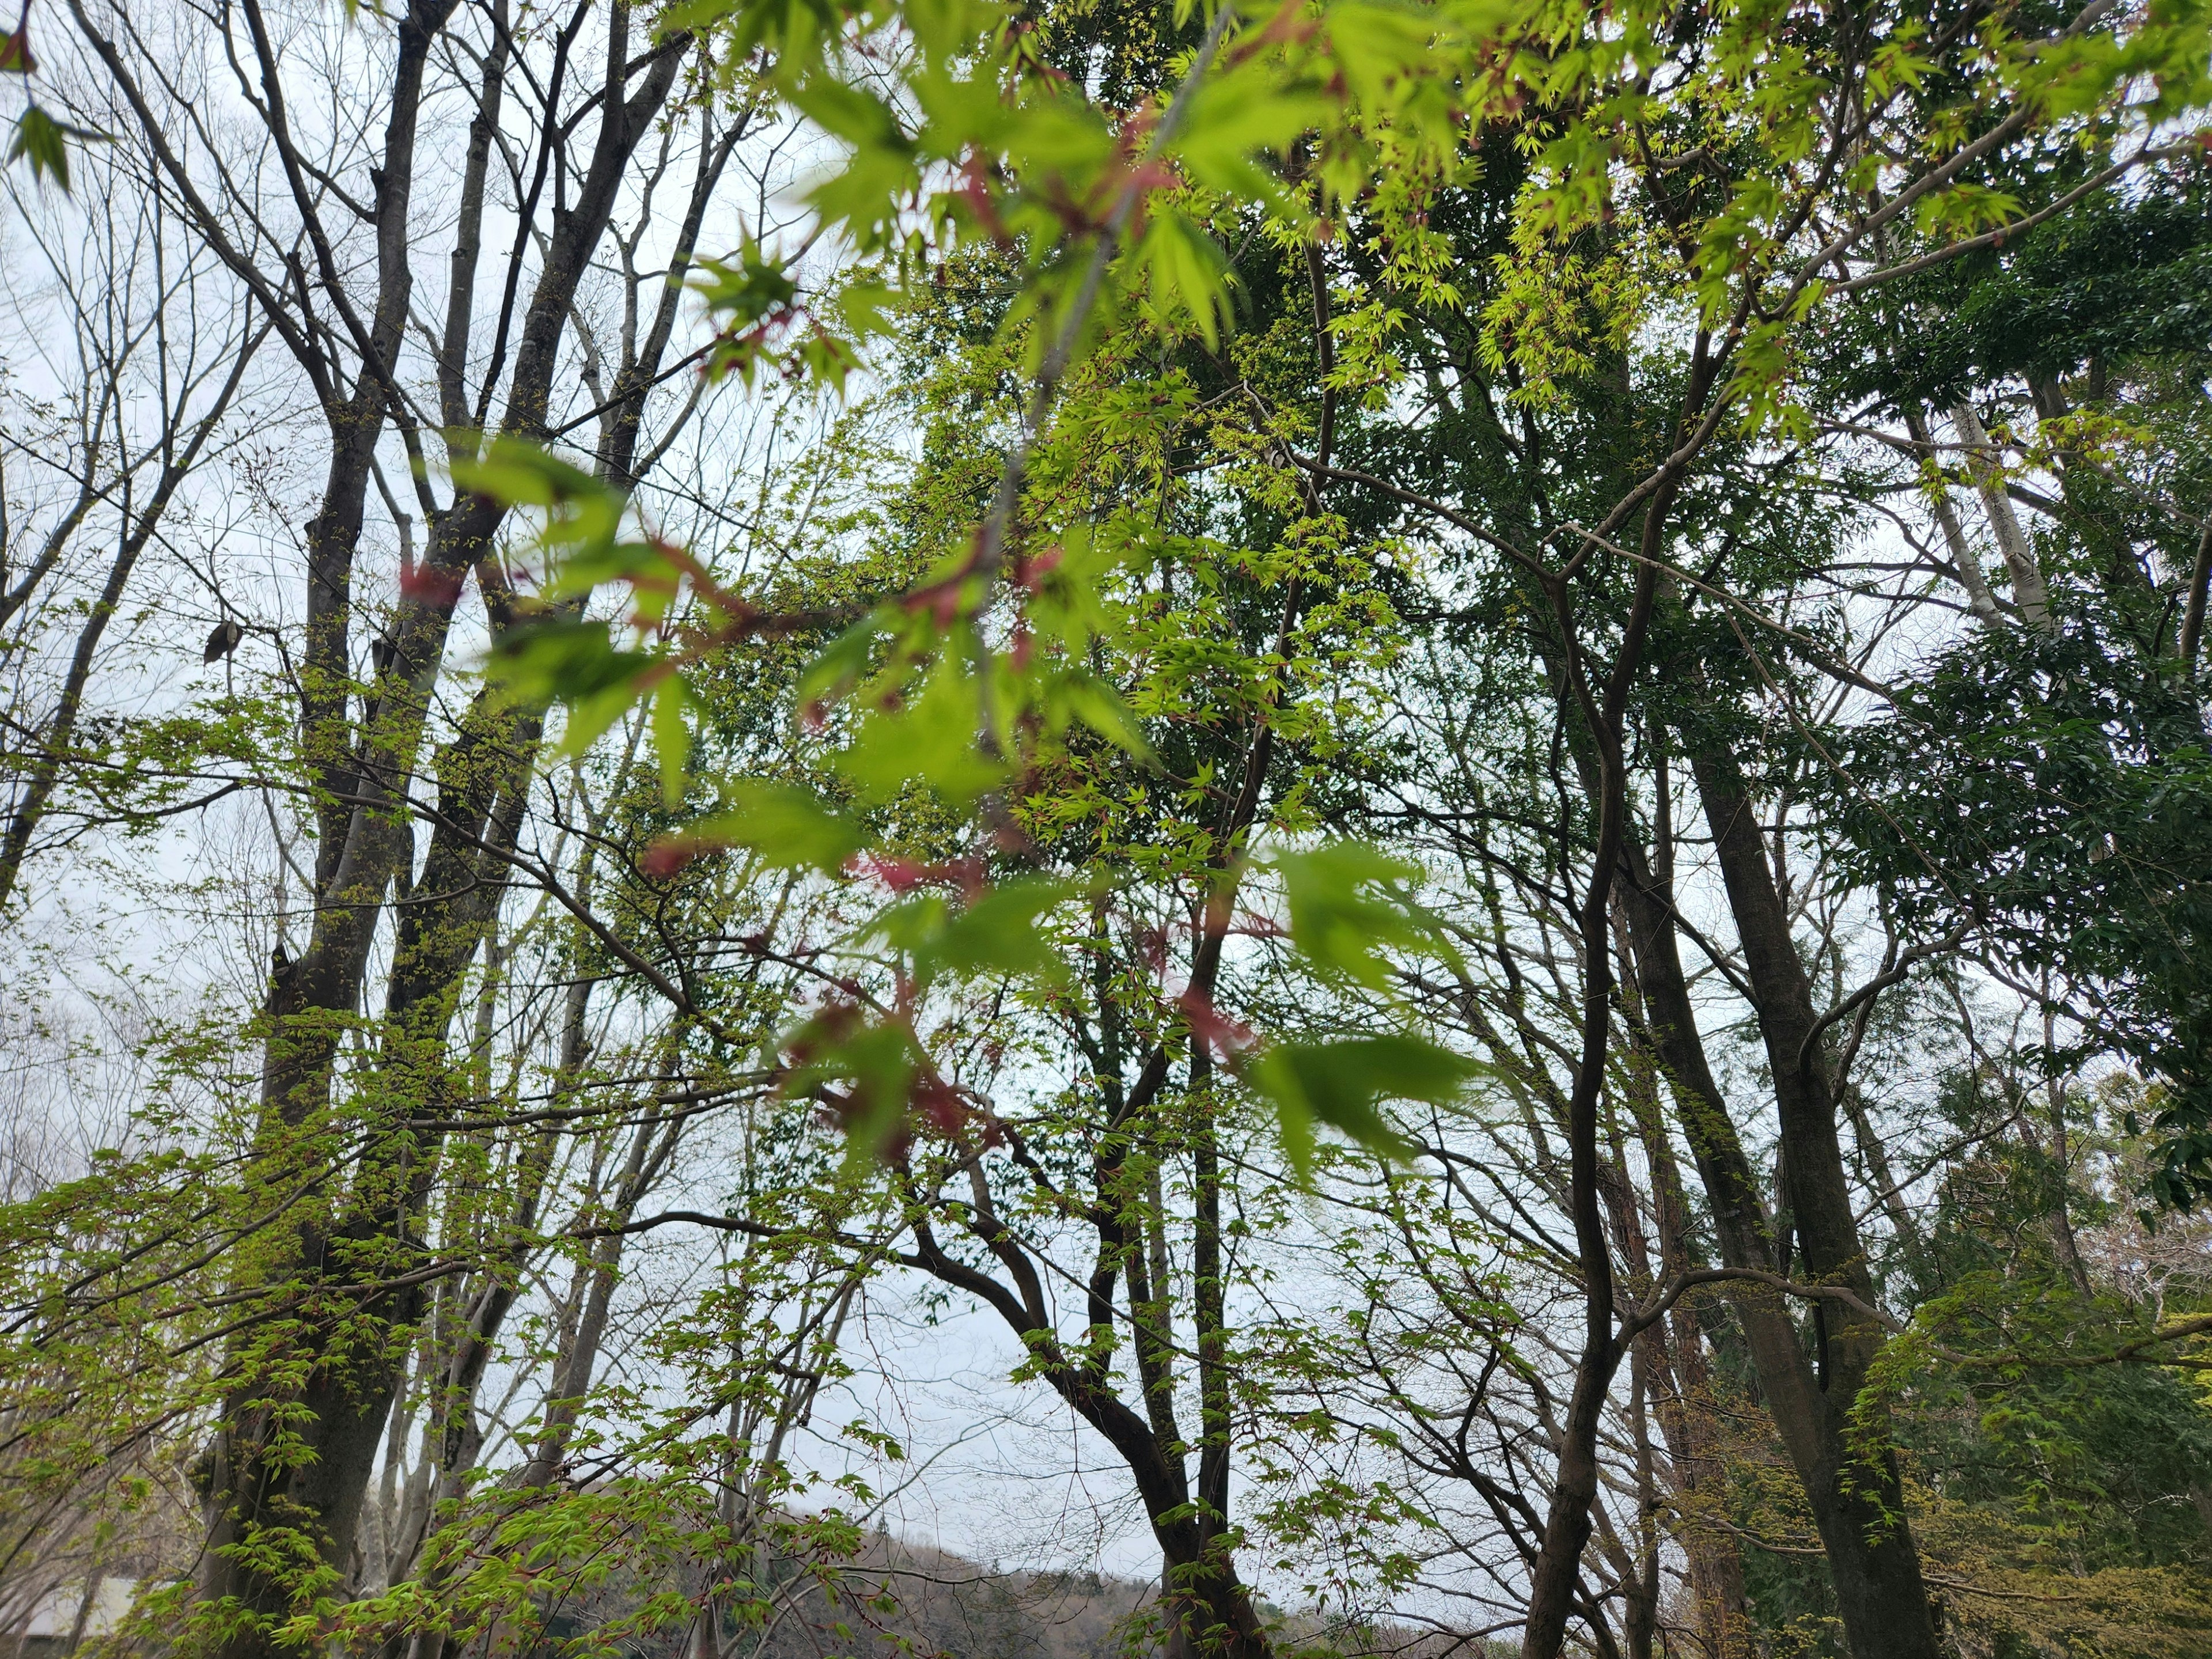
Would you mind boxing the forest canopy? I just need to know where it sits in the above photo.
[1,0,2210,1656]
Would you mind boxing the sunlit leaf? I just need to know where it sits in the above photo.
[681,782,865,873]
[1272,842,1456,987]
[1248,1035,1478,1175]
[836,657,1006,803]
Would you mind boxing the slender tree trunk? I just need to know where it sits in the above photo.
[1834,1074,1926,1256]
[1611,908,1755,1659]
[59,1568,100,1659]
[520,1100,679,1491]
[1520,440,1683,1657]
[1902,407,1999,628]
[1603,687,1944,1659]
[904,1164,1271,1659]
[1949,402,2050,629]
[2178,517,2211,673]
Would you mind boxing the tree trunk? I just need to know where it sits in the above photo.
[1520,444,1682,1658]
[1901,407,1999,629]
[1606,694,1942,1659]
[1949,402,2050,629]
[1610,908,1755,1659]
[1670,744,1941,1659]
[903,1164,1272,1659]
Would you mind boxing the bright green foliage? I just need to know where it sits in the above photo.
[1249,1036,1469,1173]
[7,103,69,187]
[437,0,2212,1649]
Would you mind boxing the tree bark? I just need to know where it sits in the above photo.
[1609,907,1755,1659]
[1518,434,1683,1657]
[1662,744,1941,1659]
[1949,402,2050,630]
[902,1128,1271,1659]
[1902,407,1999,628]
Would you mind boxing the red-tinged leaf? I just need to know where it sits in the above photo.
[399,564,466,608]
[641,837,700,880]
[1180,989,1255,1061]
[862,854,986,899]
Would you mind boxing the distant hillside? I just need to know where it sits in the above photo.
[528,1532,1161,1659]
[536,1532,1514,1659]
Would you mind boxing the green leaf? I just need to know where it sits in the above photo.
[1324,2,1438,110]
[1248,1035,1477,1175]
[450,437,604,507]
[652,677,692,808]
[684,782,865,873]
[872,892,951,957]
[1272,842,1455,987]
[1172,66,1328,198]
[490,619,660,742]
[692,241,800,327]
[660,0,841,70]
[1137,209,1234,348]
[798,615,885,709]
[791,78,907,149]
[1049,672,1155,760]
[908,877,1077,988]
[548,540,683,608]
[566,679,653,759]
[9,104,69,190]
[836,657,1006,803]
[453,438,631,593]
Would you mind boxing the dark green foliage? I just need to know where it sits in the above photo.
[1832,613,2212,1206]
[1827,176,2212,411]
